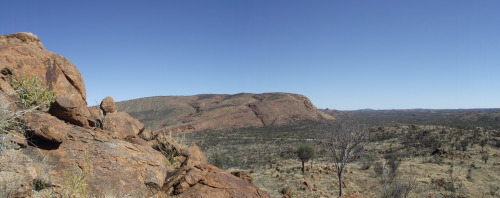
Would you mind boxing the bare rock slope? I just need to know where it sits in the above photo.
[0,32,269,197]
[117,93,334,133]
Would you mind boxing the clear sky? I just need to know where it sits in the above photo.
[2,1,499,110]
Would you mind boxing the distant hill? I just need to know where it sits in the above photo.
[116,93,334,133]
[321,108,500,129]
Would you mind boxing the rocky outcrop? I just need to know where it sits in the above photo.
[31,126,169,197]
[163,145,268,198]
[117,93,334,134]
[0,33,270,198]
[0,32,92,127]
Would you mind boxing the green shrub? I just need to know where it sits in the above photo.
[33,179,47,191]
[10,76,55,109]
[296,144,316,173]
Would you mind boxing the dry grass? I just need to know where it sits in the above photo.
[180,122,500,197]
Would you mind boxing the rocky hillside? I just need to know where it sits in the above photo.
[116,93,334,133]
[0,32,269,197]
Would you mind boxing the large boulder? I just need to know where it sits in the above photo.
[182,144,207,167]
[0,32,91,126]
[49,96,91,128]
[102,111,145,140]
[100,96,117,114]
[24,111,68,144]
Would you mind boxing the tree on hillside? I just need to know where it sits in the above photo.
[297,144,316,173]
[324,120,369,197]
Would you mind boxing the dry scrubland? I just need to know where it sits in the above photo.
[177,121,500,197]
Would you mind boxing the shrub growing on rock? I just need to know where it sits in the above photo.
[10,76,55,109]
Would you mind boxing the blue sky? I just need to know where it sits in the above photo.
[2,0,499,110]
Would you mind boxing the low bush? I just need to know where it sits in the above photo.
[10,76,55,109]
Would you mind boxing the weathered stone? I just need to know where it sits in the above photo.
[231,171,253,184]
[139,128,155,141]
[49,96,90,128]
[165,163,270,198]
[152,132,182,159]
[24,111,68,144]
[0,150,34,198]
[102,112,144,140]
[183,144,207,167]
[0,32,88,112]
[185,168,204,185]
[29,127,169,197]
[7,130,27,148]
[100,96,116,114]
[87,106,104,128]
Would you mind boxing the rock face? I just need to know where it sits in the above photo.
[0,32,92,127]
[163,145,268,198]
[0,33,270,198]
[0,150,35,198]
[116,93,334,133]
[33,126,169,197]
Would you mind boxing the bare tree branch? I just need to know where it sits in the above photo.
[323,120,369,197]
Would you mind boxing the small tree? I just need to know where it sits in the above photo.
[479,138,488,153]
[297,144,316,173]
[481,154,489,164]
[459,139,469,155]
[324,120,368,197]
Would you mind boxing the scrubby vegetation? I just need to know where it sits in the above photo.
[0,95,23,152]
[10,76,55,109]
[176,111,500,197]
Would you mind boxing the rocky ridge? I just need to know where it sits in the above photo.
[0,32,269,197]
[116,93,334,134]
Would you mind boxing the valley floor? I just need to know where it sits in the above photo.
[177,122,500,198]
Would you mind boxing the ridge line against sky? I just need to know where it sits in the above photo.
[2,0,499,110]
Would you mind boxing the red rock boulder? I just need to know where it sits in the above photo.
[24,111,68,144]
[100,96,117,114]
[102,111,145,140]
[0,32,91,127]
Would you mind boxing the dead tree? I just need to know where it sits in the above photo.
[324,120,369,197]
